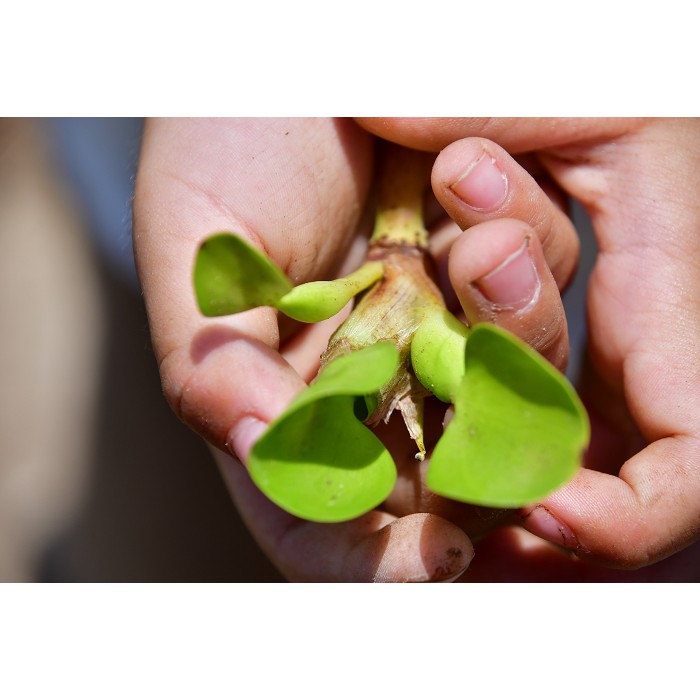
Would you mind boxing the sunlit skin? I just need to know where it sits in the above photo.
[192,142,587,522]
[134,118,700,582]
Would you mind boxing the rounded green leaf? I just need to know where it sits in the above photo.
[249,344,399,522]
[194,233,292,317]
[411,308,469,403]
[427,324,590,508]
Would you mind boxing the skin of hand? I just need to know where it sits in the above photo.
[134,117,700,582]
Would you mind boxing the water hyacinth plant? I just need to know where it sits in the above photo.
[193,143,590,523]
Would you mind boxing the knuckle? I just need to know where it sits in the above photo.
[157,347,202,432]
[530,306,568,366]
[158,348,188,419]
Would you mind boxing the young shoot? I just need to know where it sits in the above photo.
[192,142,589,522]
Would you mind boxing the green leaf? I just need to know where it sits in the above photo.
[427,324,589,508]
[194,233,386,324]
[194,233,292,317]
[411,308,469,403]
[277,261,384,323]
[249,344,399,522]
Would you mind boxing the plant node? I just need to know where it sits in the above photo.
[320,142,446,459]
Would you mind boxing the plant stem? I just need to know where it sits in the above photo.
[370,142,431,248]
[327,142,441,461]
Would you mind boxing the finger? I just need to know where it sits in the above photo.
[447,219,570,370]
[431,137,579,288]
[462,527,700,582]
[356,117,647,154]
[521,439,700,569]
[133,118,373,460]
[213,449,475,582]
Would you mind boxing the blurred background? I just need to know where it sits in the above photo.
[0,118,283,582]
[0,118,596,583]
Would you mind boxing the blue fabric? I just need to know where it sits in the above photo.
[46,117,143,289]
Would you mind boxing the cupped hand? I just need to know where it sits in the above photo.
[134,117,700,581]
[360,117,700,580]
[135,118,475,582]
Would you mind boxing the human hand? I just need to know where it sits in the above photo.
[134,117,700,581]
[357,117,700,581]
[134,118,475,581]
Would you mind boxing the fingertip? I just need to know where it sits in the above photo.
[448,219,569,369]
[227,415,268,464]
[520,504,587,555]
[449,150,509,212]
[448,219,539,311]
[368,513,474,583]
[435,138,510,213]
[432,138,512,218]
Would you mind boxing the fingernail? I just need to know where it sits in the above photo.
[521,505,585,553]
[473,237,540,307]
[227,416,267,464]
[450,152,508,211]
